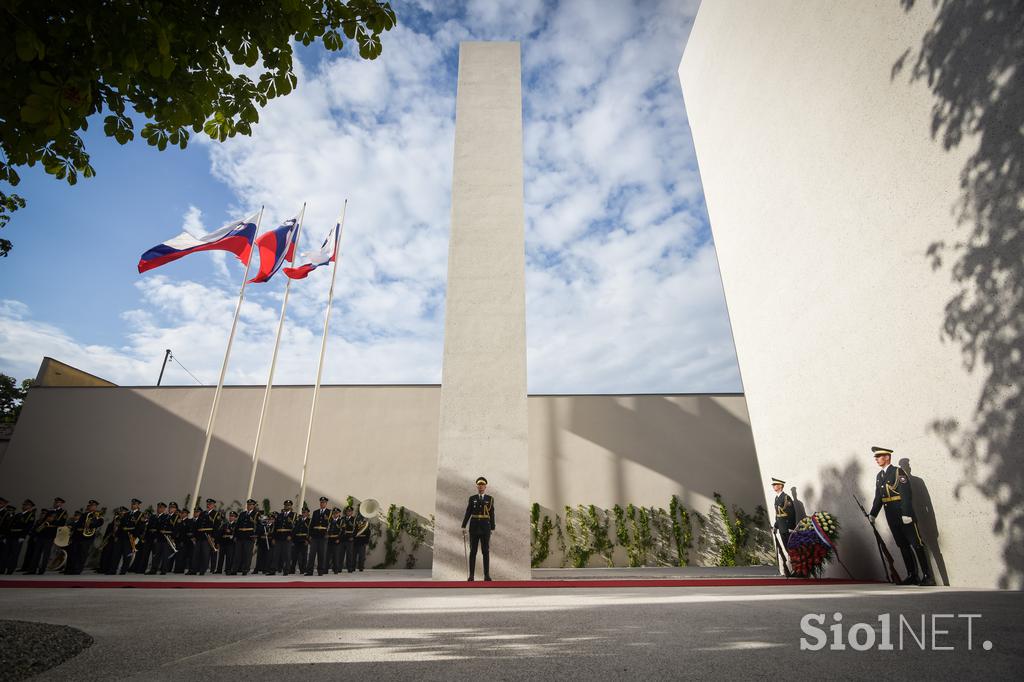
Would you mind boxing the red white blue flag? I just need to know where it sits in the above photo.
[248,216,300,284]
[283,223,340,279]
[138,214,258,274]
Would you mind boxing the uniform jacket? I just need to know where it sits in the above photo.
[235,510,259,539]
[870,465,915,518]
[462,494,495,531]
[310,508,331,537]
[773,492,797,531]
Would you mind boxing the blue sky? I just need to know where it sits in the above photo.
[0,0,741,393]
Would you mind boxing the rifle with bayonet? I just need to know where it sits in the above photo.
[854,493,900,583]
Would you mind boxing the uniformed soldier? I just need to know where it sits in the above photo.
[110,498,142,575]
[98,506,123,574]
[215,510,237,574]
[326,507,343,574]
[65,499,104,575]
[3,499,35,574]
[290,507,311,575]
[173,507,196,574]
[145,503,168,574]
[771,477,797,546]
[255,511,275,574]
[133,506,159,573]
[31,497,67,574]
[340,506,357,573]
[0,498,10,565]
[352,507,371,572]
[151,502,177,575]
[190,498,221,575]
[307,496,331,576]
[868,446,936,586]
[233,499,260,575]
[461,477,495,581]
[269,500,295,575]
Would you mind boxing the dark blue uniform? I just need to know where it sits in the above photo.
[870,464,933,585]
[462,494,495,580]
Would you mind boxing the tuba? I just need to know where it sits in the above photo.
[54,525,72,548]
[356,499,380,536]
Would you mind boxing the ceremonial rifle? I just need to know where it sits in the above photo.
[853,494,900,583]
[772,528,793,577]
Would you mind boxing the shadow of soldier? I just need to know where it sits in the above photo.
[899,457,950,586]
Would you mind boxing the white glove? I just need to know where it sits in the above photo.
[868,515,876,525]
[902,516,913,525]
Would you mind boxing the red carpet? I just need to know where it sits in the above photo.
[0,577,873,589]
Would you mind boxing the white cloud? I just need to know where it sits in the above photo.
[2,0,740,395]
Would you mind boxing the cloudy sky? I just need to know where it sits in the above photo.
[0,0,741,394]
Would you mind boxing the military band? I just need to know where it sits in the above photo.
[0,493,385,579]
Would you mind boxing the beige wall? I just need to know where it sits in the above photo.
[35,357,117,387]
[679,1,1021,587]
[1,387,762,569]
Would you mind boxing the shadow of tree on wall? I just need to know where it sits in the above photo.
[893,0,1024,587]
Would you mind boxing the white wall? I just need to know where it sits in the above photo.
[680,0,1022,587]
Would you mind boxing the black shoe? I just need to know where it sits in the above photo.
[304,572,313,576]
[159,571,166,575]
[919,576,936,586]
[467,577,475,581]
[484,576,492,581]
[358,569,364,572]
[241,572,248,576]
[900,575,919,585]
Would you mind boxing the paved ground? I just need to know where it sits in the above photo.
[0,584,1020,679]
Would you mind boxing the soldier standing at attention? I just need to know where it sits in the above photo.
[307,497,331,576]
[32,497,67,574]
[353,507,371,572]
[110,498,142,575]
[256,511,274,574]
[146,503,168,575]
[4,499,35,574]
[270,500,295,575]
[191,498,220,576]
[771,477,797,546]
[290,507,311,575]
[216,510,237,574]
[340,506,357,573]
[233,499,259,575]
[327,508,343,574]
[868,446,936,586]
[461,477,495,581]
[65,499,103,575]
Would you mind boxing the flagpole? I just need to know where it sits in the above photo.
[298,199,347,511]
[189,207,264,512]
[245,204,307,501]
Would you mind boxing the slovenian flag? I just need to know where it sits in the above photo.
[138,214,258,274]
[248,217,300,283]
[283,223,340,279]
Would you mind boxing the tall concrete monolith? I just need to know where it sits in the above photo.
[433,42,531,581]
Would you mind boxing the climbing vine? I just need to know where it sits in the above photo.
[531,503,554,568]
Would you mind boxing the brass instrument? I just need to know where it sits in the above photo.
[356,499,380,536]
[54,525,72,548]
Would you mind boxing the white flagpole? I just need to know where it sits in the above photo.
[189,207,263,512]
[245,203,307,501]
[298,199,347,511]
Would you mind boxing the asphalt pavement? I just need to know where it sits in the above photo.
[0,583,1020,679]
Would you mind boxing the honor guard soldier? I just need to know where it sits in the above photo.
[868,446,936,586]
[462,477,495,581]
[353,507,371,572]
[290,507,311,575]
[215,511,237,574]
[233,499,260,575]
[98,507,123,574]
[340,506,357,573]
[771,477,797,546]
[327,508,343,573]
[65,499,104,575]
[307,497,331,576]
[191,498,221,575]
[146,501,169,569]
[4,499,35,574]
[31,497,67,574]
[269,500,295,575]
